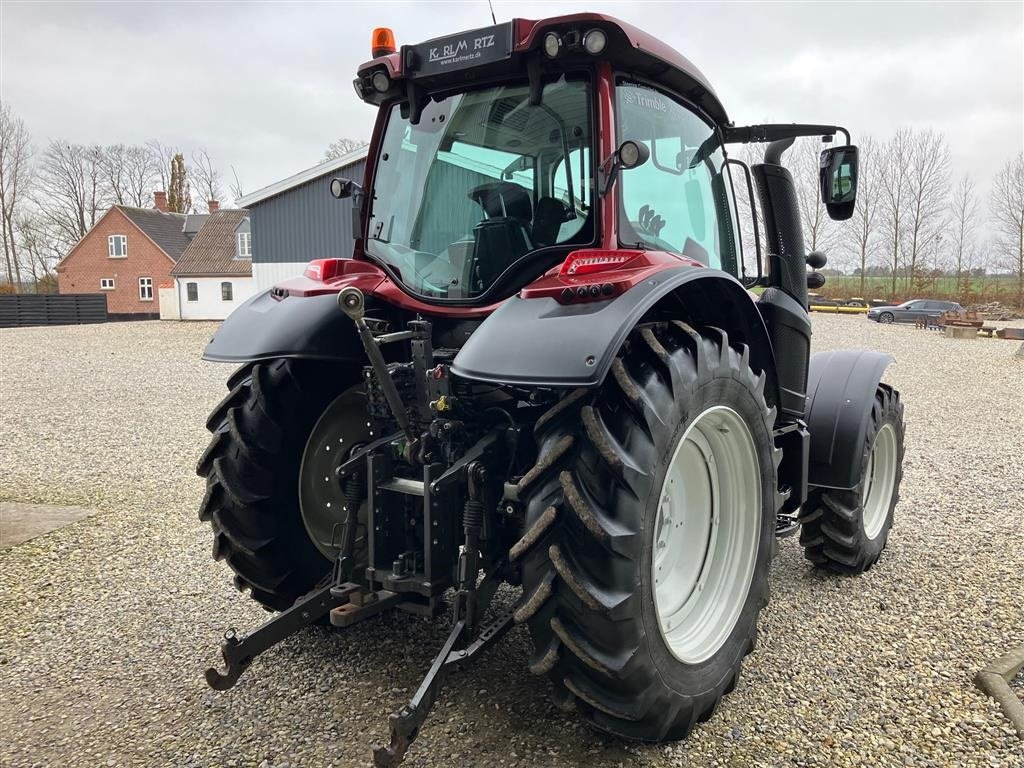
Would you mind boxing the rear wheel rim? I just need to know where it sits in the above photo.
[298,386,371,559]
[652,406,761,664]
[861,422,897,540]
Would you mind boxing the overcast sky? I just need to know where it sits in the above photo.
[2,1,1022,209]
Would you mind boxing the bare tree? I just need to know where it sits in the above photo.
[851,135,880,296]
[0,103,33,286]
[191,148,223,211]
[147,139,175,192]
[15,210,61,287]
[990,152,1024,308]
[229,165,245,204]
[103,144,160,207]
[879,128,913,297]
[103,143,129,205]
[323,137,368,162]
[790,138,839,258]
[34,140,109,249]
[949,175,978,296]
[904,129,951,290]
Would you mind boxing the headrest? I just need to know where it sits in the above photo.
[470,181,532,222]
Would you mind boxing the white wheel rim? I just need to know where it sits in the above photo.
[861,422,897,540]
[652,406,761,664]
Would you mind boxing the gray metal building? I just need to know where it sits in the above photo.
[237,146,368,290]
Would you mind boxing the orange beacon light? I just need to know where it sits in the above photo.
[372,28,397,58]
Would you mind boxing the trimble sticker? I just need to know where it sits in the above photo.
[411,22,512,77]
[621,87,669,113]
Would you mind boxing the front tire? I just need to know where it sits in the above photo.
[513,322,781,740]
[799,384,904,573]
[878,312,895,324]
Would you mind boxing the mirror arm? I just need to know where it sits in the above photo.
[722,123,850,147]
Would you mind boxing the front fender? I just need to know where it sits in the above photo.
[451,267,778,400]
[806,349,895,490]
[203,290,365,364]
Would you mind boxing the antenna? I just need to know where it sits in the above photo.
[487,0,497,25]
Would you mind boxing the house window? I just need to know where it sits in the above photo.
[186,282,198,302]
[236,231,251,259]
[99,278,115,290]
[221,282,233,301]
[108,235,127,258]
[139,277,153,301]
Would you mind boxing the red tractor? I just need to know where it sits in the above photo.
[200,15,904,766]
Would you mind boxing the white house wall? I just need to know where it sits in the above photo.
[176,277,257,320]
[253,261,309,291]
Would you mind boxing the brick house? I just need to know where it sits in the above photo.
[56,192,195,319]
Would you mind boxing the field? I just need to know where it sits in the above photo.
[1,318,1022,767]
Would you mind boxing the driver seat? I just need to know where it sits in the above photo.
[467,182,534,292]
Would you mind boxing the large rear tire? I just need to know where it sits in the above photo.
[197,359,360,611]
[799,384,904,574]
[512,322,781,740]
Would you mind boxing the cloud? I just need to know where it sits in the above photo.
[2,0,1021,214]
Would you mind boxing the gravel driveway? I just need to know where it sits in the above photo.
[1,317,1021,768]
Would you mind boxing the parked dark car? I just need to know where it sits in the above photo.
[866,299,963,324]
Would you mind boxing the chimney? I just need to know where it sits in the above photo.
[208,199,220,213]
[153,191,168,212]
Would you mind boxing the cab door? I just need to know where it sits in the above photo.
[614,79,741,278]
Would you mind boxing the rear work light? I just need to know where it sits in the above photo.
[543,32,562,58]
[304,258,344,282]
[559,249,643,277]
[583,29,607,55]
[371,70,391,93]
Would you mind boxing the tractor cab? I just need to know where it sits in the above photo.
[344,15,744,304]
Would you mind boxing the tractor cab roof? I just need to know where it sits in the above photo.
[355,13,729,126]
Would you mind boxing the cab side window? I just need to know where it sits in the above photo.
[615,80,738,275]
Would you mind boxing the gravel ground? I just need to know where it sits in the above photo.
[1,316,1022,768]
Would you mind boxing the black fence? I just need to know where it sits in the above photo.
[0,293,108,328]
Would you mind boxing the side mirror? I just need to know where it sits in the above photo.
[819,145,858,221]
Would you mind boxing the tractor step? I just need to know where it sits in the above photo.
[775,513,800,538]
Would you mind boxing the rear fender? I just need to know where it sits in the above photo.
[451,266,780,407]
[202,289,367,364]
[805,350,894,490]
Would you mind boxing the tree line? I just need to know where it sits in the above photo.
[733,129,1023,308]
[3,101,1022,307]
[0,103,242,291]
